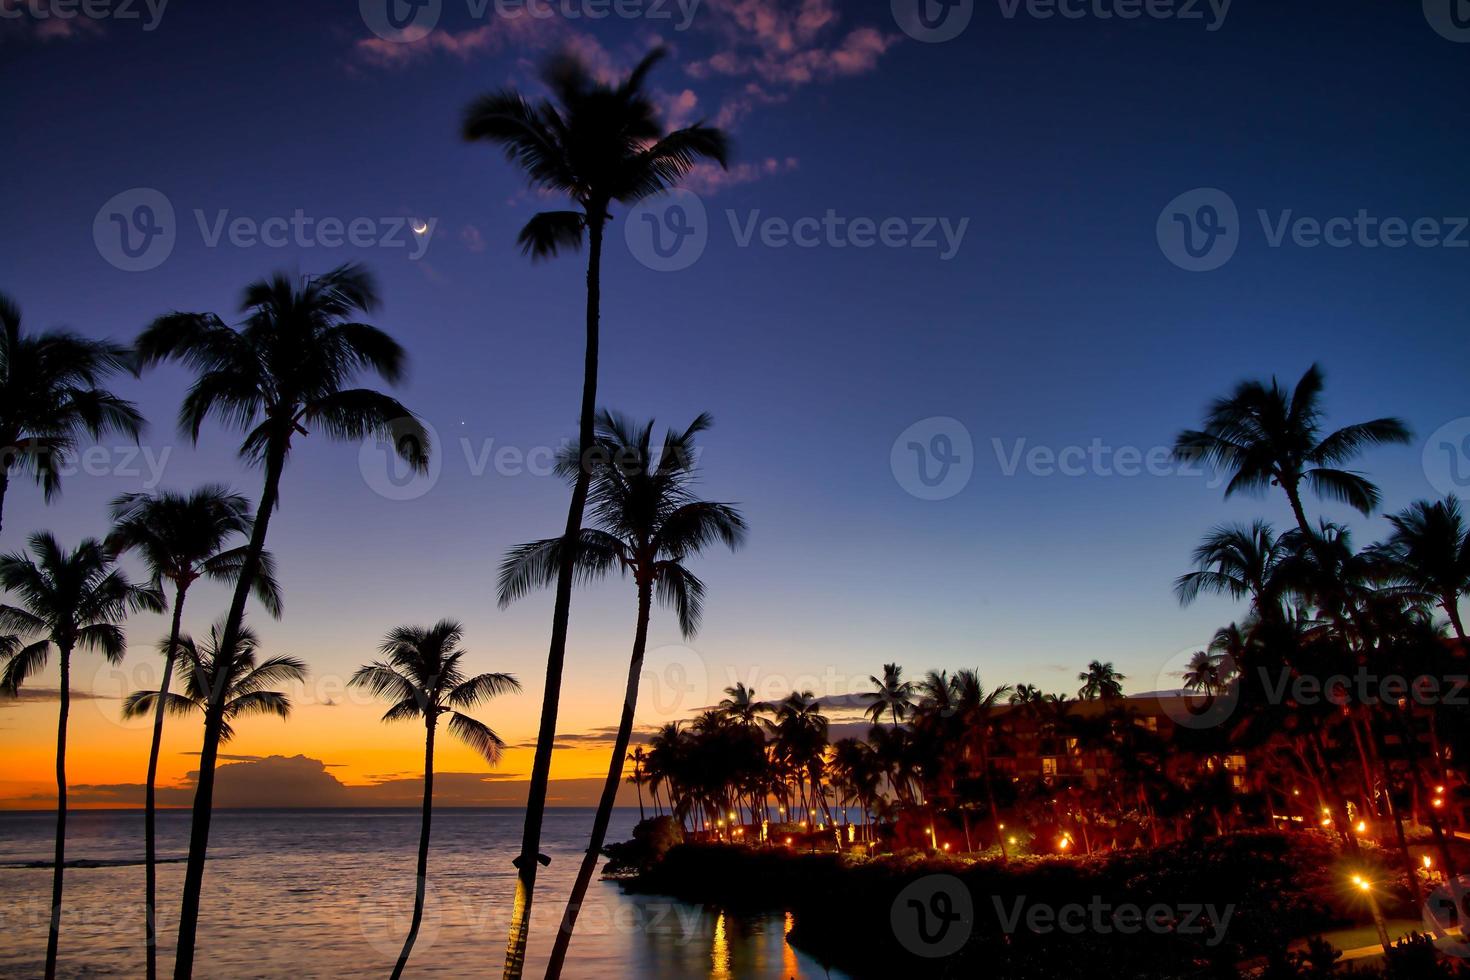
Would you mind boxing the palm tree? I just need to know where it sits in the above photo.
[952,670,1012,859]
[135,263,428,978]
[1181,650,1225,695]
[862,662,916,727]
[497,411,745,979]
[122,624,306,743]
[0,292,142,535]
[1377,497,1470,642]
[0,533,162,979]
[718,682,764,728]
[461,50,729,976]
[1077,660,1126,701]
[1175,520,1287,616]
[106,486,282,980]
[626,747,649,820]
[348,621,519,980]
[1173,364,1411,538]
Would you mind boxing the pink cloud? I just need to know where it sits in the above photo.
[460,224,488,253]
[687,0,900,93]
[0,0,106,42]
[683,155,798,194]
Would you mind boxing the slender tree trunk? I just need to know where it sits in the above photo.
[504,214,603,980]
[392,722,436,980]
[145,588,188,980]
[635,771,645,821]
[45,647,71,980]
[174,444,284,979]
[545,579,651,979]
[1444,599,1467,649]
[0,468,9,537]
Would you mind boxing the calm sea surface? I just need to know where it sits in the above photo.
[0,808,849,979]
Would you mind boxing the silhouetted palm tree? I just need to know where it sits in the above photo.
[348,621,519,980]
[1181,651,1225,695]
[626,747,649,820]
[0,533,162,979]
[462,50,729,976]
[1173,364,1410,537]
[1175,520,1286,616]
[718,682,763,728]
[1377,497,1470,642]
[0,292,142,535]
[135,263,428,978]
[862,663,915,727]
[1077,660,1126,701]
[498,411,744,979]
[122,623,306,742]
[953,669,1012,859]
[106,486,282,980]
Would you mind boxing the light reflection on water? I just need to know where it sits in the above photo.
[0,808,848,978]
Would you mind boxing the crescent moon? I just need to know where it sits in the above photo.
[412,220,429,235]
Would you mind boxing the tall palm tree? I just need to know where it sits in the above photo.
[862,663,916,728]
[135,263,428,978]
[461,50,729,977]
[106,486,282,980]
[122,624,306,743]
[1077,660,1126,701]
[0,533,162,979]
[952,670,1012,859]
[0,292,142,535]
[626,747,649,820]
[348,621,519,980]
[497,411,745,979]
[1377,497,1470,642]
[1173,364,1411,538]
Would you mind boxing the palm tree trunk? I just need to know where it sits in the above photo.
[174,443,284,979]
[635,771,645,822]
[145,587,188,980]
[45,648,71,980]
[545,578,651,980]
[392,722,436,980]
[0,468,8,537]
[505,212,604,980]
[1444,598,1468,648]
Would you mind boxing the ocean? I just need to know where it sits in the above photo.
[0,807,848,978]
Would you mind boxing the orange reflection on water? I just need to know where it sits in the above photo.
[782,911,798,978]
[710,911,732,979]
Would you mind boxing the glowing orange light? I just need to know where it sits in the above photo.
[1355,821,1367,833]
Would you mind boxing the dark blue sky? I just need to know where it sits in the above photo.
[2,0,1467,747]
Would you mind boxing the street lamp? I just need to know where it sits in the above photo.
[1352,875,1392,955]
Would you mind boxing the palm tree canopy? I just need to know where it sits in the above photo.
[462,47,730,259]
[134,263,429,474]
[1077,660,1126,701]
[122,623,307,742]
[348,619,520,764]
[861,662,916,724]
[107,485,283,617]
[1377,497,1470,607]
[0,531,163,694]
[497,410,746,638]
[1175,520,1285,609]
[1173,364,1411,516]
[0,291,143,497]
